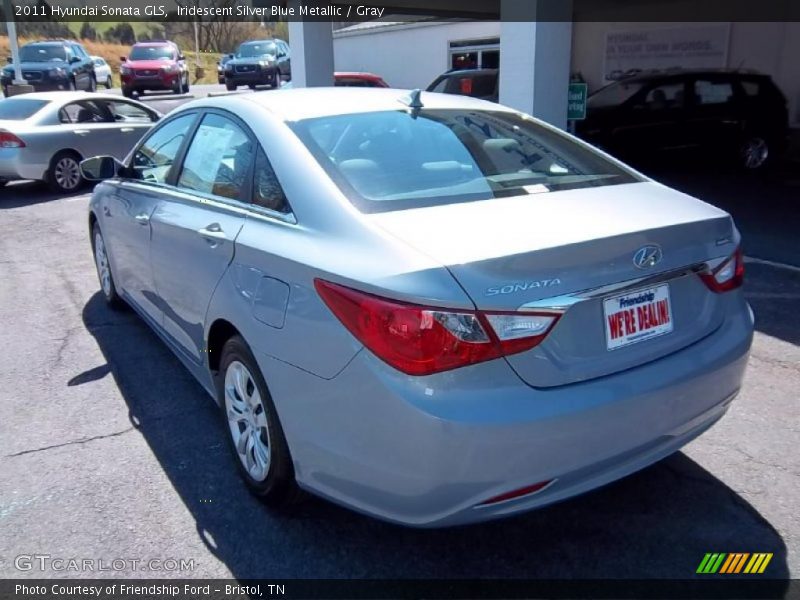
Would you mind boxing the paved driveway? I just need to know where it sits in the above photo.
[0,166,797,581]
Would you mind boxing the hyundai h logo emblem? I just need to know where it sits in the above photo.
[633,245,662,269]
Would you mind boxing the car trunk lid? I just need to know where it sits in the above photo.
[367,181,737,387]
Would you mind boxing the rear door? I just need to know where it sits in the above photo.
[148,110,252,363]
[684,75,742,149]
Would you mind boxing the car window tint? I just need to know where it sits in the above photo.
[428,77,449,94]
[131,114,195,183]
[252,147,290,214]
[59,101,113,124]
[641,82,684,109]
[694,80,735,105]
[105,100,153,123]
[587,81,644,108]
[292,109,641,213]
[178,114,253,201]
[20,45,66,62]
[740,81,760,96]
[0,98,49,120]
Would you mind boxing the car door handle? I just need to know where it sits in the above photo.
[120,127,135,133]
[198,223,227,240]
[74,129,90,135]
[134,213,150,225]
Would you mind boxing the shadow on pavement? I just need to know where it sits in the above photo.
[0,180,89,208]
[79,292,790,581]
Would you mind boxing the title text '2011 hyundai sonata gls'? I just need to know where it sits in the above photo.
[83,88,753,527]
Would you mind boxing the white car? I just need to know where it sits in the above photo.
[91,56,113,88]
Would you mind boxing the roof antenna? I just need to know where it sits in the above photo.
[399,89,424,118]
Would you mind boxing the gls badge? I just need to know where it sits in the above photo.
[486,279,562,296]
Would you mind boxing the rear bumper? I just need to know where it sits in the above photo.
[257,293,754,527]
[0,148,47,181]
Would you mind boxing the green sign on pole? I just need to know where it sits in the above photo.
[567,82,588,121]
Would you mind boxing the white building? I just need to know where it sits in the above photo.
[331,20,800,127]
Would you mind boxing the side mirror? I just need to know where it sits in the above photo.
[81,156,124,181]
[227,53,234,59]
[178,54,186,61]
[6,57,12,64]
[120,56,127,62]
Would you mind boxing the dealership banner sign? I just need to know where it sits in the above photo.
[604,24,730,82]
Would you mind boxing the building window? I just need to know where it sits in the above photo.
[448,38,499,71]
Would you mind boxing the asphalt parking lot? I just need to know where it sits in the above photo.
[0,144,798,579]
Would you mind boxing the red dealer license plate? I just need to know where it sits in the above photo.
[604,284,673,350]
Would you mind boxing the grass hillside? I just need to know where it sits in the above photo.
[0,36,223,87]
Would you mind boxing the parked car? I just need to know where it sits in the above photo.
[81,88,753,527]
[426,68,498,102]
[333,72,389,88]
[280,72,389,90]
[217,53,233,85]
[576,70,790,171]
[0,92,160,192]
[120,40,190,98]
[223,39,290,91]
[2,40,96,96]
[91,56,113,89]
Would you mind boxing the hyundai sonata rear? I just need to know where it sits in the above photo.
[87,89,753,527]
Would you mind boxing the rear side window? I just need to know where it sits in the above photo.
[131,113,195,183]
[694,80,735,105]
[291,109,641,213]
[252,148,290,214]
[178,113,254,200]
[0,98,49,120]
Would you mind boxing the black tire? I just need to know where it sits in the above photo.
[0,179,8,187]
[121,87,133,98]
[67,78,76,91]
[182,76,190,94]
[2,85,8,97]
[226,81,236,91]
[248,84,257,90]
[105,77,113,89]
[47,150,83,194]
[91,223,124,309]
[88,74,97,92]
[218,77,224,85]
[172,77,182,95]
[218,335,302,507]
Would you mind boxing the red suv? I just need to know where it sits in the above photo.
[120,41,189,97]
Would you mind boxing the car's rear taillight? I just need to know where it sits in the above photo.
[314,279,561,376]
[700,247,744,293]
[0,131,25,148]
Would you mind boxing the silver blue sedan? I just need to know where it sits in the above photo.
[82,88,753,527]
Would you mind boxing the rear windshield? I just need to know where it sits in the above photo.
[129,46,175,61]
[238,42,276,58]
[430,73,497,98]
[20,45,66,62]
[291,109,641,213]
[0,98,49,120]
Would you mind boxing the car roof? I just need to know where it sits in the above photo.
[190,87,515,122]
[335,72,384,79]
[441,68,498,77]
[7,91,141,103]
[133,41,176,47]
[619,68,767,83]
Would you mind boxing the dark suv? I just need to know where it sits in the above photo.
[2,40,96,95]
[576,70,789,171]
[224,39,291,91]
[120,41,189,98]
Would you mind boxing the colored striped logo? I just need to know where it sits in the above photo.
[696,553,773,574]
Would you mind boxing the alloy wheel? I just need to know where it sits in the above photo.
[94,231,111,297]
[742,137,769,170]
[224,360,271,482]
[54,156,82,191]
